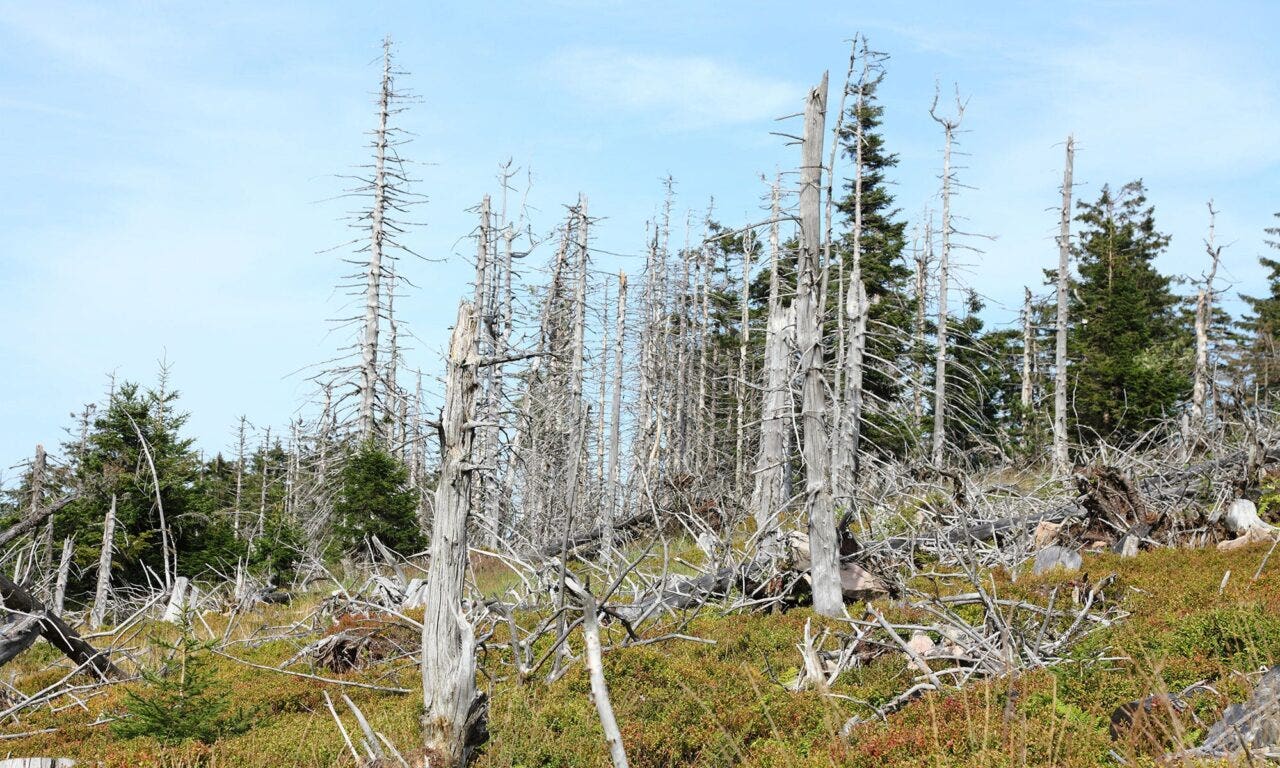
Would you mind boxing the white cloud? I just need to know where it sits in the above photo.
[545,47,800,131]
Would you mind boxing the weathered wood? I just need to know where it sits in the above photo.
[928,87,965,466]
[422,301,488,766]
[51,538,73,616]
[582,591,629,768]
[1053,136,1074,476]
[89,494,116,629]
[0,494,77,551]
[796,72,843,618]
[0,572,121,680]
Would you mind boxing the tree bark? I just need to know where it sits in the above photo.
[1053,136,1074,477]
[422,301,487,766]
[796,72,843,618]
[582,590,630,768]
[0,572,121,680]
[359,38,393,443]
[90,494,116,629]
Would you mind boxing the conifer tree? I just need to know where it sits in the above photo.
[1236,213,1280,398]
[1068,181,1189,443]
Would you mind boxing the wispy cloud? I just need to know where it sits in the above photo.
[545,47,799,131]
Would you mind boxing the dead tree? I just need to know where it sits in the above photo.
[796,72,843,617]
[928,85,966,466]
[1192,201,1224,431]
[605,272,627,553]
[1053,136,1074,477]
[0,572,121,680]
[90,494,117,629]
[1021,287,1034,416]
[421,301,487,765]
[751,176,791,545]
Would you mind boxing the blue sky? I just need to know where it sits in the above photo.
[1,0,1278,471]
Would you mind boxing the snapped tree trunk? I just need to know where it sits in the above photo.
[90,494,117,629]
[421,301,488,766]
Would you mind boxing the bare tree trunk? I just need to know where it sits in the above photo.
[30,445,48,569]
[582,591,630,768]
[796,73,842,618]
[359,38,393,443]
[233,416,247,539]
[605,272,627,554]
[913,220,929,425]
[1192,201,1223,431]
[90,494,116,629]
[735,233,753,503]
[422,301,486,766]
[51,537,73,616]
[1021,286,1034,414]
[1053,136,1074,477]
[929,89,965,466]
[751,177,790,541]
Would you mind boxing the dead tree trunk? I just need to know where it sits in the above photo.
[929,87,965,466]
[582,590,629,768]
[359,38,394,443]
[51,537,73,616]
[421,301,487,766]
[1192,201,1223,431]
[30,445,48,569]
[605,272,627,554]
[751,177,791,546]
[0,572,121,680]
[90,494,116,629]
[796,72,843,618]
[1021,286,1034,416]
[1053,136,1074,477]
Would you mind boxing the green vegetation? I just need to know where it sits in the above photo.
[3,541,1276,766]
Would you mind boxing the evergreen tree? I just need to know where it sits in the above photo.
[113,612,254,744]
[331,441,422,555]
[833,53,915,457]
[59,381,239,592]
[1236,213,1280,397]
[1068,181,1189,444]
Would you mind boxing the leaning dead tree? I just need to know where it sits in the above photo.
[928,84,965,466]
[1053,135,1074,477]
[421,301,488,765]
[795,72,843,617]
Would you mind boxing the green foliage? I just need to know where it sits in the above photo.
[1235,215,1280,399]
[59,381,243,591]
[331,441,423,556]
[113,616,255,745]
[1068,181,1190,444]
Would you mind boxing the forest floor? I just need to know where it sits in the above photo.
[2,541,1277,767]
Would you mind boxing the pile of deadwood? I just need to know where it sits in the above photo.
[1,444,1279,764]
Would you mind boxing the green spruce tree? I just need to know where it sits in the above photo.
[1068,181,1189,444]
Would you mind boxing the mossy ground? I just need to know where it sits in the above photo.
[3,543,1277,766]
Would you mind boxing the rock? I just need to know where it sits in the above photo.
[1116,534,1140,558]
[0,760,76,767]
[905,631,934,657]
[838,562,888,601]
[1032,545,1082,576]
[1032,520,1063,549]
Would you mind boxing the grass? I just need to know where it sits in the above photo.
[1,542,1276,766]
